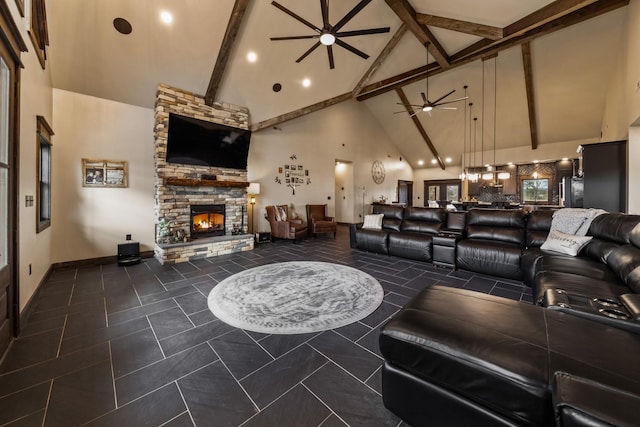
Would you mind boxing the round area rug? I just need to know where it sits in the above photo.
[207,261,384,334]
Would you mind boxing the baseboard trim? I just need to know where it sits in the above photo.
[19,263,54,335]
[51,250,154,270]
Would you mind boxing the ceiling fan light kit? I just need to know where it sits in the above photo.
[320,33,335,46]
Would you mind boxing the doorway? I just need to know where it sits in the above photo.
[424,179,462,206]
[0,20,20,357]
[397,180,413,206]
[334,160,354,223]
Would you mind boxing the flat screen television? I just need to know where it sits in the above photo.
[166,113,251,169]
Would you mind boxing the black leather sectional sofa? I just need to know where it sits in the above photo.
[349,205,640,426]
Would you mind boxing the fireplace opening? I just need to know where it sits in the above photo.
[191,204,225,238]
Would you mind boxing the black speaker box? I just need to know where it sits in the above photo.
[256,232,271,243]
[118,242,141,266]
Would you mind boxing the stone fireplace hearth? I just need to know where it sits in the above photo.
[153,84,254,264]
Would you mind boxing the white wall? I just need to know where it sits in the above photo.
[51,90,155,263]
[248,99,412,230]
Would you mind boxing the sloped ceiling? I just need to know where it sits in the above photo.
[47,0,628,169]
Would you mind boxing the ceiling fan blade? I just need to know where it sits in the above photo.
[327,45,335,69]
[436,107,458,110]
[334,38,369,60]
[393,107,420,114]
[396,102,423,107]
[320,0,330,28]
[421,92,427,103]
[333,0,372,31]
[432,89,456,105]
[270,35,319,41]
[296,41,322,63]
[437,96,468,104]
[336,27,391,37]
[271,1,321,33]
[435,96,469,106]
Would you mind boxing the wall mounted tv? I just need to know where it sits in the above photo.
[166,113,251,169]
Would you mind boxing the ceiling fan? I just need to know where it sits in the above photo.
[395,43,468,117]
[270,0,390,69]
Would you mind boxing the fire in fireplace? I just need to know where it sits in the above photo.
[190,204,225,238]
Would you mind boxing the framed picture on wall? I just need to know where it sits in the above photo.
[82,159,128,188]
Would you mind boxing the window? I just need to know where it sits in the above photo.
[29,0,48,69]
[446,185,459,202]
[522,178,549,204]
[36,115,53,232]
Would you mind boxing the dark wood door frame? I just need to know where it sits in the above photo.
[424,179,462,204]
[1,4,27,356]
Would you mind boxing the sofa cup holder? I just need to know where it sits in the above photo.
[592,297,621,308]
[598,308,632,320]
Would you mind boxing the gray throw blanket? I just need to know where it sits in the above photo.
[550,208,607,236]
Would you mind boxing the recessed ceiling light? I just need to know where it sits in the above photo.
[445,157,452,163]
[160,11,173,24]
[431,159,437,165]
[561,157,569,161]
[302,78,311,88]
[113,17,132,35]
[507,162,513,165]
[417,160,424,166]
[533,160,539,163]
[247,51,257,63]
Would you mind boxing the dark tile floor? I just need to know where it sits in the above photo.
[0,225,533,426]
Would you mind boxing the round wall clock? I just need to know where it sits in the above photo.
[371,160,385,184]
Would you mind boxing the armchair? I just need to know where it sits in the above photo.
[265,205,307,242]
[305,204,337,238]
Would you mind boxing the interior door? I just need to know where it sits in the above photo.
[397,180,413,206]
[0,43,17,356]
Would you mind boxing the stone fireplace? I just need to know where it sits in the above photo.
[153,84,254,264]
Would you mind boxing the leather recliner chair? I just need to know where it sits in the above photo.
[265,205,307,242]
[305,204,337,238]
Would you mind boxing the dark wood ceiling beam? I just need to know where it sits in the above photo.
[521,42,539,150]
[396,88,445,169]
[352,24,407,97]
[415,14,503,40]
[357,0,628,101]
[204,0,250,107]
[384,0,450,68]
[251,93,353,132]
[504,0,598,38]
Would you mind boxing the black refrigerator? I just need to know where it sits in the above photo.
[562,177,583,208]
[581,140,627,213]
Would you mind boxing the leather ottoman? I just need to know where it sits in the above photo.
[379,285,640,427]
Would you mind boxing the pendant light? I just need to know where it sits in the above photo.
[493,54,510,181]
[459,85,469,181]
[468,114,479,182]
[480,58,493,181]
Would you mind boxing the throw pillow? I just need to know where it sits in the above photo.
[275,206,287,221]
[362,214,384,230]
[541,230,593,256]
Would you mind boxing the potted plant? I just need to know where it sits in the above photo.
[157,218,171,243]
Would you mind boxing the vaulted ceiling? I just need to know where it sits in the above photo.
[47,0,628,170]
